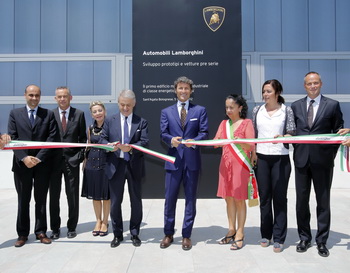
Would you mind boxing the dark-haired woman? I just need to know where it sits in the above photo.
[214,94,255,250]
[251,79,296,253]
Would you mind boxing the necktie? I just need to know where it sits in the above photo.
[61,111,67,132]
[124,116,130,161]
[307,100,315,128]
[29,110,35,126]
[180,103,186,129]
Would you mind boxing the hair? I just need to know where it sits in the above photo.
[56,86,71,95]
[89,101,105,112]
[119,89,136,102]
[174,76,193,90]
[226,94,248,119]
[304,71,322,82]
[25,84,41,94]
[262,79,284,104]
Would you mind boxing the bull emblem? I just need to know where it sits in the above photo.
[203,6,226,32]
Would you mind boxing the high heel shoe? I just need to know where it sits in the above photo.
[92,230,100,236]
[99,223,109,237]
[219,233,236,245]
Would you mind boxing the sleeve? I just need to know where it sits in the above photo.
[214,120,225,140]
[285,106,296,136]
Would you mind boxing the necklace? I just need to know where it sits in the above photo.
[92,127,102,136]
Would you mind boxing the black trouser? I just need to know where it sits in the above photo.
[256,153,291,244]
[49,156,80,232]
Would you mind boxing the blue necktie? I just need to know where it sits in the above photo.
[29,110,35,126]
[124,116,130,161]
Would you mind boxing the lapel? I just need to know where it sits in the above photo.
[32,106,44,129]
[313,95,327,126]
[53,108,64,134]
[129,114,140,140]
[114,114,122,140]
[171,104,182,128]
[22,106,32,128]
[66,107,76,133]
[300,97,308,123]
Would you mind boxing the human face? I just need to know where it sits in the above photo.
[175,82,192,102]
[55,88,72,110]
[91,105,105,123]
[304,73,322,99]
[118,96,135,117]
[25,85,41,109]
[225,98,242,120]
[262,84,278,104]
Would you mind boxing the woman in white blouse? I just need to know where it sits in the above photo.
[251,79,296,253]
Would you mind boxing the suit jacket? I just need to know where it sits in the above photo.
[160,102,209,171]
[53,107,87,168]
[99,112,149,181]
[291,95,343,168]
[8,106,60,172]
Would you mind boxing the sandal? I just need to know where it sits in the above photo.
[99,223,109,237]
[259,238,270,247]
[230,237,244,250]
[273,242,284,253]
[219,233,236,245]
[92,230,100,236]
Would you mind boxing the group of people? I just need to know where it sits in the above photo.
[0,73,348,257]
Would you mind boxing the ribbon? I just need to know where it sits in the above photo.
[182,133,350,172]
[3,140,175,164]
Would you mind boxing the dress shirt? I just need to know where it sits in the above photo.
[26,106,38,120]
[306,95,321,124]
[59,107,70,124]
[256,104,289,155]
[177,100,189,118]
[120,113,133,159]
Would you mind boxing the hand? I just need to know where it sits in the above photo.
[171,136,182,148]
[342,138,350,147]
[184,139,195,148]
[251,152,257,167]
[118,143,132,153]
[0,134,10,149]
[337,128,350,135]
[108,142,119,152]
[23,156,39,168]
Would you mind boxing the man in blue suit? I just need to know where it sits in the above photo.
[292,72,343,257]
[100,89,149,248]
[160,76,209,250]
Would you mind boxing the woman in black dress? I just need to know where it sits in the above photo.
[82,101,110,236]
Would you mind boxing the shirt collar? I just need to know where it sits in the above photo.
[26,105,38,113]
[177,100,189,109]
[59,107,70,115]
[307,95,321,105]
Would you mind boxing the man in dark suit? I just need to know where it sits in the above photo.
[49,86,87,239]
[99,89,149,248]
[160,76,209,250]
[291,72,343,257]
[8,84,60,247]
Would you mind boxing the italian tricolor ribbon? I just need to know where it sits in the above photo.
[182,133,350,172]
[223,120,258,202]
[3,140,175,164]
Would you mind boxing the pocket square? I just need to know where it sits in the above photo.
[190,118,198,121]
[136,129,141,132]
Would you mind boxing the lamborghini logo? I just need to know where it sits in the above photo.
[203,6,226,32]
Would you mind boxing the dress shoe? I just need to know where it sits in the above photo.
[14,236,28,247]
[36,233,52,244]
[296,240,311,253]
[50,230,60,240]
[67,230,77,239]
[182,237,192,251]
[110,236,123,248]
[160,235,173,249]
[317,243,330,257]
[131,235,142,247]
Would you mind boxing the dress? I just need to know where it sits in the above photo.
[215,119,254,200]
[81,123,110,200]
